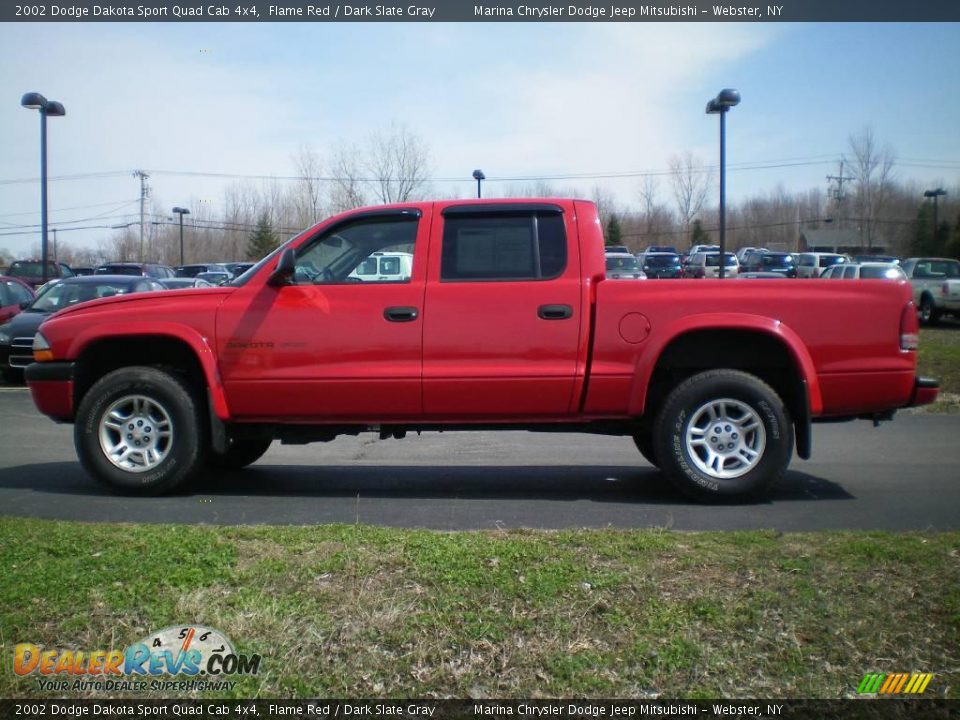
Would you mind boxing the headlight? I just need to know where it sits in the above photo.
[33,332,54,362]
[0,326,11,345]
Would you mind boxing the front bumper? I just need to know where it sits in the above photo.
[906,377,940,407]
[25,361,75,421]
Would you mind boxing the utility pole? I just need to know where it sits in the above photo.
[826,160,854,232]
[52,228,57,261]
[133,170,150,261]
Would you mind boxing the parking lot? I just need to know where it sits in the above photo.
[1,386,958,531]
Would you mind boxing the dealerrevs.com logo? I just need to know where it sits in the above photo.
[14,625,261,693]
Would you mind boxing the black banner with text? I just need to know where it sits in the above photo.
[2,699,960,720]
[2,0,959,22]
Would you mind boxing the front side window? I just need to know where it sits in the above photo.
[441,212,566,281]
[294,215,418,284]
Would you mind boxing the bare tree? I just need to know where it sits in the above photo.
[363,123,432,204]
[846,127,896,247]
[636,175,675,245]
[669,152,712,240]
[589,184,618,233]
[291,144,326,228]
[329,141,369,212]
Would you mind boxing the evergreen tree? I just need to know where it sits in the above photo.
[689,219,709,248]
[605,215,623,247]
[945,214,960,260]
[247,213,278,261]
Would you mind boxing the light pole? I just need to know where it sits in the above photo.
[21,92,66,285]
[706,88,741,279]
[472,169,485,199]
[923,188,947,246]
[172,207,190,266]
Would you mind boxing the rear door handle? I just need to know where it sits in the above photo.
[384,306,419,322]
[538,304,573,320]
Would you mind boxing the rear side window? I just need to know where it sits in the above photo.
[441,212,566,281]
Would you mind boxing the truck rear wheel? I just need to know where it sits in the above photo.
[74,366,205,495]
[632,432,659,468]
[653,369,793,502]
[919,295,941,326]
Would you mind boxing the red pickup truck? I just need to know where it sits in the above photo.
[25,199,938,501]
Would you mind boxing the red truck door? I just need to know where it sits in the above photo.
[216,208,428,421]
[422,203,583,419]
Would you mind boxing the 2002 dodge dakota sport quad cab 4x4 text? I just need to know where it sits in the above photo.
[25,199,939,501]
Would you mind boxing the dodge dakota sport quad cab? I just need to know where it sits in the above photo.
[25,199,938,501]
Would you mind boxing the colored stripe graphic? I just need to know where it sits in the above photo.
[858,673,885,693]
[861,672,934,695]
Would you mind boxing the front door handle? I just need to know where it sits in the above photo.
[384,306,419,322]
[538,304,573,320]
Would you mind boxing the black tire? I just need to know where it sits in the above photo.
[919,295,941,326]
[74,366,205,495]
[2,368,24,385]
[633,432,659,468]
[207,429,273,470]
[653,369,793,502]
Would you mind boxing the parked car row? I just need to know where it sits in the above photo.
[2,258,258,289]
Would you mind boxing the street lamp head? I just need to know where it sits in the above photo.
[472,169,485,181]
[45,101,65,117]
[172,206,190,215]
[21,92,47,110]
[716,88,741,107]
[706,89,741,114]
[923,188,946,199]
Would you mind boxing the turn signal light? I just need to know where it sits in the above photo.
[33,332,54,362]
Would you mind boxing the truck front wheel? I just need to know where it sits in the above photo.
[208,429,273,470]
[653,370,793,502]
[74,366,205,495]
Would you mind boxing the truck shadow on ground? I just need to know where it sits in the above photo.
[0,461,852,510]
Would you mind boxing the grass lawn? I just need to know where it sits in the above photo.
[1,518,957,699]
[915,327,960,413]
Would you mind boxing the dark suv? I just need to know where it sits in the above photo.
[175,263,232,278]
[7,259,75,288]
[94,262,175,278]
[741,250,798,278]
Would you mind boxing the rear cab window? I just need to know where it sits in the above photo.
[440,208,567,282]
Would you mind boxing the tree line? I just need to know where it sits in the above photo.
[3,125,958,268]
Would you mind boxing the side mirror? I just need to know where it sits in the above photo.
[268,248,296,287]
[20,299,32,309]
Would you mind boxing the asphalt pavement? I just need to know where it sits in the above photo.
[0,386,957,531]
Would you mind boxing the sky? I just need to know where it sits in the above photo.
[0,21,958,256]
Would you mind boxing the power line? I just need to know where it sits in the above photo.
[0,201,140,229]
[0,154,957,189]
[0,170,129,186]
[0,198,141,220]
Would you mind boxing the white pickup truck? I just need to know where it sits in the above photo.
[901,257,960,325]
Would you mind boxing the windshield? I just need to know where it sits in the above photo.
[9,261,54,277]
[762,254,795,267]
[860,265,906,280]
[819,256,846,267]
[645,255,680,267]
[606,256,640,272]
[705,253,737,266]
[30,281,133,312]
[96,266,142,276]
